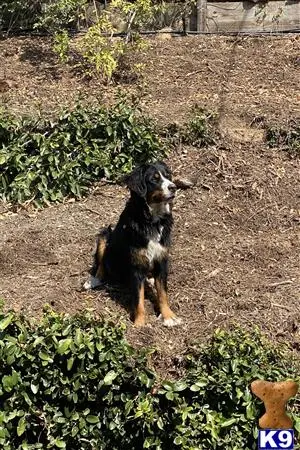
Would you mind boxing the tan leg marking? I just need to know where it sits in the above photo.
[95,236,106,280]
[155,279,182,327]
[133,283,146,327]
[155,279,175,320]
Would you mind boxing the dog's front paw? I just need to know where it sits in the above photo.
[83,276,103,290]
[133,314,146,327]
[159,314,182,327]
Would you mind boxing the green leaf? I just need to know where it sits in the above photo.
[0,313,14,330]
[39,351,52,361]
[294,419,300,433]
[157,416,164,430]
[86,415,99,424]
[173,381,187,392]
[17,417,26,437]
[57,338,72,355]
[174,436,182,445]
[246,403,255,420]
[67,357,74,371]
[7,354,15,365]
[166,391,174,401]
[71,426,79,437]
[134,410,144,419]
[2,371,19,391]
[74,328,83,346]
[221,418,237,427]
[31,382,39,394]
[54,439,66,448]
[162,381,174,391]
[22,392,32,406]
[103,370,117,385]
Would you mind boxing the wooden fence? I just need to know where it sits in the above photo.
[190,0,300,32]
[0,0,299,34]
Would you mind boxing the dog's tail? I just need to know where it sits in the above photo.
[90,225,113,277]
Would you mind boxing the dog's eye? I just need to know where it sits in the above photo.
[153,173,160,181]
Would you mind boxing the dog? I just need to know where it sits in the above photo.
[84,161,181,327]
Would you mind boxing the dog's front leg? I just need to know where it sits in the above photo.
[130,272,146,327]
[154,259,182,327]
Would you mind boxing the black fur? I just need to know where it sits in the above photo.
[99,193,173,284]
[89,161,178,324]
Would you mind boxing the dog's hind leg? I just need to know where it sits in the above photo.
[94,234,106,281]
[83,228,110,290]
[130,273,146,327]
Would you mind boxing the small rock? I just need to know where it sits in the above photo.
[174,177,194,189]
[156,27,173,40]
[0,80,10,92]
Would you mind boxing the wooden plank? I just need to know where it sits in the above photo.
[200,1,300,32]
[197,0,208,32]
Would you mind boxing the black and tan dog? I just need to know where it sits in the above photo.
[84,161,181,327]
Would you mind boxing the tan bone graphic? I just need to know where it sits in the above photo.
[251,380,298,429]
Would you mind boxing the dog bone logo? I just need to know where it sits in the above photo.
[251,380,298,429]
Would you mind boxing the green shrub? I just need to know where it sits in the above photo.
[0,98,165,206]
[33,0,87,33]
[183,106,218,147]
[0,308,159,449]
[77,17,125,81]
[0,0,41,32]
[53,30,70,63]
[160,107,218,150]
[266,119,300,155]
[0,306,299,450]
[164,327,300,449]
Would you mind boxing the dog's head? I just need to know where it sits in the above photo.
[122,161,176,206]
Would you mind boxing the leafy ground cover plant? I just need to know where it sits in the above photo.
[161,327,300,449]
[266,119,300,156]
[160,106,218,150]
[182,105,218,147]
[0,97,164,206]
[0,304,299,450]
[0,307,159,449]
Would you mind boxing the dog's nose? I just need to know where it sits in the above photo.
[169,183,176,193]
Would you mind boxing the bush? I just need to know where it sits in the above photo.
[0,306,299,450]
[33,0,87,33]
[0,307,159,449]
[164,327,300,449]
[160,107,218,150]
[266,119,300,155]
[33,0,162,81]
[76,17,125,81]
[182,106,218,147]
[0,98,165,206]
[0,0,41,32]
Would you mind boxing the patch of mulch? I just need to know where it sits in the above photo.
[1,34,299,125]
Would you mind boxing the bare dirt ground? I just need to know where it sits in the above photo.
[0,34,299,372]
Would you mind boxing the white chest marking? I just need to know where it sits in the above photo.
[145,241,164,264]
[145,227,166,264]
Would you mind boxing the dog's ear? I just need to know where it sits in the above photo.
[121,166,147,198]
[157,160,172,179]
